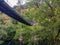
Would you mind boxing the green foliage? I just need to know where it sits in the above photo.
[0,0,60,45]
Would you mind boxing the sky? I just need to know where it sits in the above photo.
[5,0,27,7]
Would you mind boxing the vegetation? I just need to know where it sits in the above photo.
[0,0,60,45]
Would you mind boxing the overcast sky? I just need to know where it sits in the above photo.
[5,0,27,7]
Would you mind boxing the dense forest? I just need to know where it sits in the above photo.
[0,0,60,45]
